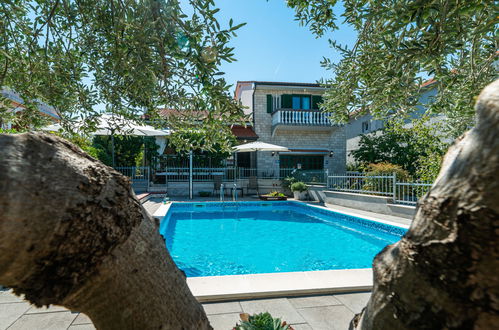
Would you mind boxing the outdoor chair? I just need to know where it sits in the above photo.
[246,176,259,195]
[213,175,224,196]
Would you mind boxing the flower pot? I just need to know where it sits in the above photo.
[293,191,308,200]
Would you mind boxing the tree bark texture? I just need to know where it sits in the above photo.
[351,80,499,329]
[0,133,212,330]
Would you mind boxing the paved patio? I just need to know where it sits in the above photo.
[1,198,407,329]
[0,288,370,330]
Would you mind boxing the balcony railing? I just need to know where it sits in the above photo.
[272,109,332,126]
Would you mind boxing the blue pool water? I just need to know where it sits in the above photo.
[159,202,406,277]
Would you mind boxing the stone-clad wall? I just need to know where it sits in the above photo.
[252,88,346,175]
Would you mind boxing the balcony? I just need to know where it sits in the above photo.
[271,109,334,136]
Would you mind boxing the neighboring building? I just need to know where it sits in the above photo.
[346,80,440,163]
[235,81,346,175]
[0,88,60,129]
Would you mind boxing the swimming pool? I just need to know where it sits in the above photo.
[159,201,406,277]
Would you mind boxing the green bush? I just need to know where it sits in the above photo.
[281,176,298,190]
[267,191,285,197]
[363,162,410,195]
[290,181,308,192]
[234,312,291,330]
[364,162,410,180]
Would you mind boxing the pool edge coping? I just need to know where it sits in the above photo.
[188,268,372,302]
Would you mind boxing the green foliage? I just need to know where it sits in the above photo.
[351,118,447,176]
[168,125,237,155]
[61,133,100,159]
[0,0,246,146]
[282,176,298,190]
[287,0,497,139]
[416,152,444,182]
[92,136,158,167]
[235,312,291,330]
[364,162,410,181]
[290,181,308,192]
[362,162,409,194]
[267,191,286,197]
[0,128,24,134]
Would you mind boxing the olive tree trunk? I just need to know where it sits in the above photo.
[351,80,499,329]
[0,133,211,330]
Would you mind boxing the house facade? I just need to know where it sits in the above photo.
[0,88,60,130]
[346,81,440,163]
[235,81,346,176]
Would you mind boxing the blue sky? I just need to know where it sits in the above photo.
[194,0,357,90]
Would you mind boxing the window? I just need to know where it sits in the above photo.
[362,121,370,133]
[280,155,324,170]
[292,96,301,109]
[281,94,322,110]
[302,96,311,110]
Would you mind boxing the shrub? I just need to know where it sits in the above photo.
[281,176,298,189]
[198,191,211,197]
[362,162,410,195]
[290,181,308,192]
[364,162,410,180]
[234,312,291,330]
[267,191,285,197]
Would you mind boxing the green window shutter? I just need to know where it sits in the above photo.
[266,94,273,113]
[281,94,292,108]
[312,95,323,110]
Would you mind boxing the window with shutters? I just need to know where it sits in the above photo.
[280,94,322,110]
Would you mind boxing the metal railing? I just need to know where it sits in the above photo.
[272,110,331,126]
[327,172,433,205]
[395,181,433,205]
[115,166,150,191]
[115,166,150,182]
[155,167,235,182]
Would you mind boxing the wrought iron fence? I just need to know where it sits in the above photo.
[327,173,433,205]
[114,166,150,182]
[395,180,433,205]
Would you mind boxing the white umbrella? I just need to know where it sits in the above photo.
[40,114,170,137]
[233,141,289,152]
[41,114,170,166]
[232,141,289,182]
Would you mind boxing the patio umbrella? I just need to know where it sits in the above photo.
[41,114,170,166]
[233,141,289,181]
[233,141,289,153]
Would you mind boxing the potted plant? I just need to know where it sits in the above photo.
[234,312,292,330]
[290,181,308,200]
[259,191,287,201]
[281,176,297,196]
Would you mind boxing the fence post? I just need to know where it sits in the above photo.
[392,172,397,202]
[147,166,150,192]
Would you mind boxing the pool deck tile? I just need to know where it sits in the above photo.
[67,325,96,330]
[206,312,242,330]
[0,278,372,330]
[333,292,372,314]
[289,323,314,330]
[72,313,93,325]
[202,301,243,315]
[297,305,355,330]
[7,310,77,330]
[288,295,343,309]
[0,301,32,329]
